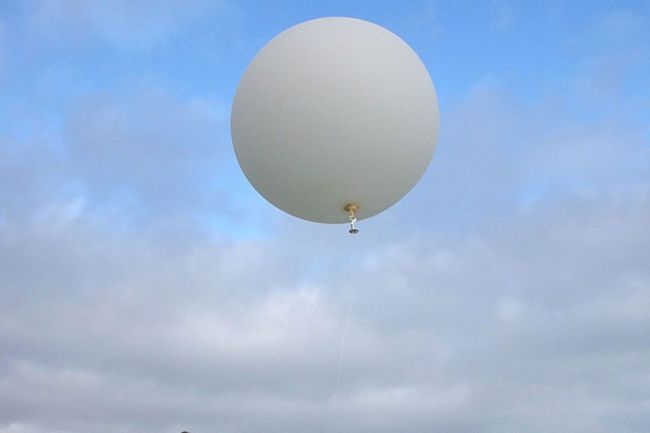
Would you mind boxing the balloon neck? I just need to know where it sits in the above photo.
[344,204,359,234]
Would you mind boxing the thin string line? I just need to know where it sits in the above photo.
[318,292,354,433]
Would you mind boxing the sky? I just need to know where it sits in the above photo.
[0,1,649,432]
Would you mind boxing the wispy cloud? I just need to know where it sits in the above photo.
[66,86,230,220]
[26,0,230,50]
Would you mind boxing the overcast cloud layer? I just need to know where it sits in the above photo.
[1,2,649,433]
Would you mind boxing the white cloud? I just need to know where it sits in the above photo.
[0,20,6,86]
[568,9,650,112]
[27,0,230,50]
[66,86,232,224]
[1,178,648,432]
[490,1,515,32]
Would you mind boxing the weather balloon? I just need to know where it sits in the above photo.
[231,17,439,232]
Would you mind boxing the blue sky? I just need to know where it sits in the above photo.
[1,2,649,433]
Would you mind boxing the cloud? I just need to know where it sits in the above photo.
[1,77,648,431]
[26,0,229,51]
[66,86,232,225]
[1,180,648,433]
[0,82,239,234]
[392,78,650,236]
[568,9,650,116]
[490,1,515,32]
[0,19,6,85]
[0,133,67,224]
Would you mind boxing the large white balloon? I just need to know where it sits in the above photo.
[231,17,439,223]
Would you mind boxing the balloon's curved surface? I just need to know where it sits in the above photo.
[231,17,439,223]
